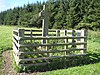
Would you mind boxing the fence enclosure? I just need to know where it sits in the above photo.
[13,28,87,66]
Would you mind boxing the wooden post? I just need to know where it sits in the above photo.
[71,30,76,54]
[56,29,60,36]
[13,28,24,65]
[83,30,87,53]
[13,29,19,65]
[18,28,24,47]
[80,30,87,54]
[77,31,81,41]
[18,28,24,61]
[56,29,60,44]
[46,39,49,57]
[39,5,49,44]
[30,30,33,43]
[64,30,68,55]
[72,30,76,48]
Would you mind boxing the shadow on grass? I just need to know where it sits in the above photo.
[17,52,100,73]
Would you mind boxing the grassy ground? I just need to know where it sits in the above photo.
[0,25,39,52]
[40,63,100,75]
[0,25,13,52]
[0,25,14,74]
[0,25,100,75]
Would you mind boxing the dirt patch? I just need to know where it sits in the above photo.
[2,50,39,75]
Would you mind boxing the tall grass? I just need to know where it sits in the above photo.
[88,30,100,53]
[0,26,13,53]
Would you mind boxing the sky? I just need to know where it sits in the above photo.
[0,0,47,12]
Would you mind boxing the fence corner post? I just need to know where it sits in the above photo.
[18,28,25,60]
[18,28,24,38]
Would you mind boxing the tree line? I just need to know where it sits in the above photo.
[0,0,100,30]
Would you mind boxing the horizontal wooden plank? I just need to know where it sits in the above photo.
[49,30,56,32]
[18,42,86,47]
[24,34,42,36]
[25,29,42,32]
[13,34,20,40]
[13,43,19,54]
[19,53,86,62]
[13,30,18,33]
[48,34,56,36]
[24,34,56,37]
[20,62,48,66]
[19,56,64,62]
[13,29,85,33]
[13,38,18,45]
[25,29,56,32]
[19,48,86,55]
[12,42,20,49]
[67,53,87,57]
[20,36,86,40]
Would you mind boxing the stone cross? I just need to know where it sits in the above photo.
[39,5,49,43]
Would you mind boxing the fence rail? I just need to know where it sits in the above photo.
[13,28,87,66]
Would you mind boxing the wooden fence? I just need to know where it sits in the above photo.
[13,28,87,66]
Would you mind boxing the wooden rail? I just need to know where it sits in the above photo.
[13,28,87,66]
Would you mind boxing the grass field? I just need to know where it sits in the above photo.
[0,26,13,53]
[40,63,100,75]
[0,25,100,75]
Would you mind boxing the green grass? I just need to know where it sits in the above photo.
[0,25,13,53]
[0,25,39,53]
[0,26,100,75]
[0,25,14,75]
[0,56,3,75]
[40,63,100,75]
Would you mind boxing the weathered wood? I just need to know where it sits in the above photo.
[25,34,56,37]
[39,5,49,43]
[13,38,19,46]
[18,29,25,59]
[67,53,87,57]
[19,56,65,62]
[72,30,76,48]
[20,36,86,40]
[83,30,87,53]
[49,30,56,32]
[13,43,19,55]
[20,62,48,66]
[19,53,86,62]
[18,42,87,47]
[25,29,56,32]
[48,34,56,36]
[13,28,87,67]
[25,29,85,33]
[25,29,42,32]
[80,30,86,54]
[64,30,68,55]
[19,48,86,55]
[56,29,60,36]
[24,34,42,36]
[13,34,20,40]
[13,29,19,33]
